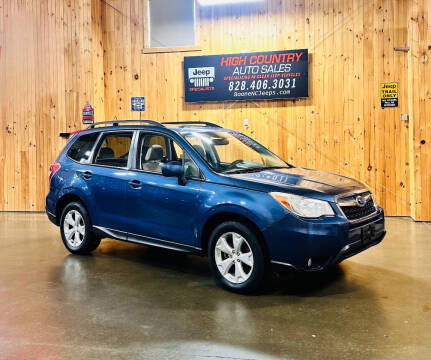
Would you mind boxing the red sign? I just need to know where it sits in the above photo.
[82,104,94,124]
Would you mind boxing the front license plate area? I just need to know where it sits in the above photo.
[362,224,376,244]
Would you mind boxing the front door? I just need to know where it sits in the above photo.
[123,132,202,248]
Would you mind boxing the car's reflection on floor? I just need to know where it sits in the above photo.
[1,215,430,360]
[55,242,384,359]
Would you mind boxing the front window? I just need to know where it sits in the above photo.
[180,130,290,174]
[135,132,201,179]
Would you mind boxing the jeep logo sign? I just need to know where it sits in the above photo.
[188,67,215,79]
[184,49,308,103]
[188,67,215,88]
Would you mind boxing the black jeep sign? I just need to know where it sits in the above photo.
[184,49,308,103]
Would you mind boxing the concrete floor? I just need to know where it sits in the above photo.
[0,214,430,360]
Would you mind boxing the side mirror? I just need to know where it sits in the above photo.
[161,162,186,185]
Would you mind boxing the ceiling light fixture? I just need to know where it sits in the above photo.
[198,0,265,6]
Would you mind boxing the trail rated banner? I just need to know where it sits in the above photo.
[184,49,308,103]
[380,82,398,108]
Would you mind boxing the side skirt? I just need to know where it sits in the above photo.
[270,260,298,270]
[93,225,202,254]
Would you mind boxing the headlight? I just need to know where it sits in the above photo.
[270,192,335,218]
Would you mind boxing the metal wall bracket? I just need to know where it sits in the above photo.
[394,46,410,52]
[401,113,409,122]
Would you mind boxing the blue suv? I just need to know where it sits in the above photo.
[46,120,386,293]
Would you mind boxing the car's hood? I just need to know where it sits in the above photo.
[227,167,368,200]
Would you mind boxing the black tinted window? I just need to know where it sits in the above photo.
[94,132,133,168]
[67,133,99,163]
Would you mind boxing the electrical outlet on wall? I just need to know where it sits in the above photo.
[243,118,249,126]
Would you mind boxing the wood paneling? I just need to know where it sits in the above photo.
[0,0,103,211]
[0,0,430,220]
[408,0,431,220]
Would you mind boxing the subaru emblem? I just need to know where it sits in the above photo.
[356,196,366,207]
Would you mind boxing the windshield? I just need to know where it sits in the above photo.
[180,130,290,174]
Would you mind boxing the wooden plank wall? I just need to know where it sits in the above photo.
[0,0,430,220]
[0,0,103,211]
[408,0,431,220]
[101,0,421,218]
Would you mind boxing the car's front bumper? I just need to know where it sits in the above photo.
[264,207,386,271]
[331,229,385,265]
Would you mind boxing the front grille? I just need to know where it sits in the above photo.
[340,197,376,220]
[338,191,377,221]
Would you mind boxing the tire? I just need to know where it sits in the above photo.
[208,221,267,294]
[86,236,102,252]
[60,202,101,255]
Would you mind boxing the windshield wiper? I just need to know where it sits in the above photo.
[224,168,264,174]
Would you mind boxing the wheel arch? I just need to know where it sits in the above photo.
[200,211,269,259]
[56,192,90,223]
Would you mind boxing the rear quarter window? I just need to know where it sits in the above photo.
[67,133,99,163]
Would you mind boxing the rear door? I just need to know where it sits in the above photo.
[88,131,135,233]
[123,131,202,248]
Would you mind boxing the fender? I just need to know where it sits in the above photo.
[56,186,94,219]
[196,203,272,250]
[195,181,287,248]
[200,203,265,229]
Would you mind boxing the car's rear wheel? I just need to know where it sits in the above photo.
[60,202,101,255]
[208,221,267,294]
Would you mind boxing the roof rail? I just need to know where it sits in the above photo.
[162,121,221,128]
[87,120,164,129]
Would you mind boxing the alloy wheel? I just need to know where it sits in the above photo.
[214,232,254,284]
[63,210,85,248]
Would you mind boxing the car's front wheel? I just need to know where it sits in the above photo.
[60,202,101,255]
[208,221,267,294]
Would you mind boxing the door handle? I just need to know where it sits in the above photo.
[79,170,93,180]
[128,179,142,189]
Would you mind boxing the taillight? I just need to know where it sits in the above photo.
[49,163,61,182]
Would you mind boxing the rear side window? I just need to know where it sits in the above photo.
[67,133,99,163]
[94,132,133,168]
